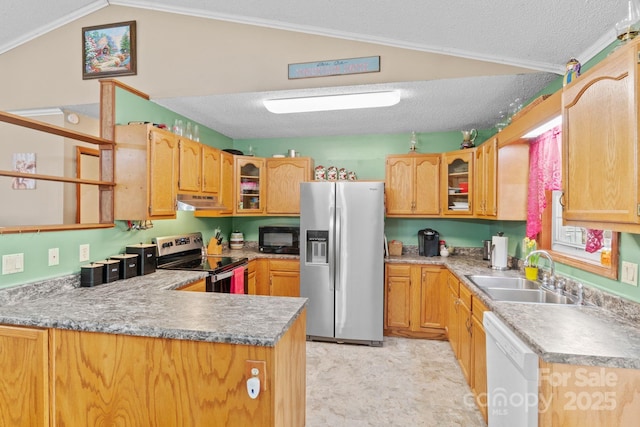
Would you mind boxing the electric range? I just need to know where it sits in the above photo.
[153,232,248,293]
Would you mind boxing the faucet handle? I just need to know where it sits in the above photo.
[556,278,566,292]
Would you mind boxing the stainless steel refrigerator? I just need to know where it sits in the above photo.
[300,181,384,346]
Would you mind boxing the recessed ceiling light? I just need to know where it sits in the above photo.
[263,91,401,114]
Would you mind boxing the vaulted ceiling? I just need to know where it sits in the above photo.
[0,1,630,139]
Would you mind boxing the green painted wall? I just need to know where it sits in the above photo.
[115,88,233,150]
[4,38,640,303]
[0,90,234,288]
[234,130,503,247]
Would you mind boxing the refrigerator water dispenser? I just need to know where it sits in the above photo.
[306,230,328,264]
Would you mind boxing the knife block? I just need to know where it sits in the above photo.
[208,239,223,255]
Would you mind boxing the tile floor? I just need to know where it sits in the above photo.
[306,337,486,427]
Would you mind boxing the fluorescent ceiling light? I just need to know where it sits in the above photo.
[523,115,562,138]
[263,91,400,114]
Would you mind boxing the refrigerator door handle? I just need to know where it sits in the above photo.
[334,206,342,291]
[328,205,336,291]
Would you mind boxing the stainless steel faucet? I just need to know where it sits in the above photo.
[524,249,556,288]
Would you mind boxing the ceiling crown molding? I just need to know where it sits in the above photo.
[0,0,108,55]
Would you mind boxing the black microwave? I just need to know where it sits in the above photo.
[259,226,300,254]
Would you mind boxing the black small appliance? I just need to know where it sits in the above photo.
[259,225,300,254]
[418,228,440,257]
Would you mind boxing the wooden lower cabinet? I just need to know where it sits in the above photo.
[446,272,488,423]
[176,277,207,292]
[457,284,473,382]
[247,259,257,295]
[50,311,306,426]
[269,259,300,297]
[471,297,488,423]
[252,258,300,297]
[0,325,49,427]
[384,263,447,339]
[538,361,640,427]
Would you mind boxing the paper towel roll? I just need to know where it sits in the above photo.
[491,235,509,270]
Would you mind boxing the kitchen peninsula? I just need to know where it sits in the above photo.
[0,270,307,426]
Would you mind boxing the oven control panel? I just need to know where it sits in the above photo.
[153,232,204,257]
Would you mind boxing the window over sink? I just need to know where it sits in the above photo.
[541,190,619,280]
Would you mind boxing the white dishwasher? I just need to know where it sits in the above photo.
[484,312,539,427]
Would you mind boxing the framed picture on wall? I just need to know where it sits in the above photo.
[82,20,136,79]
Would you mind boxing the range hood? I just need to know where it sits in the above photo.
[176,194,227,211]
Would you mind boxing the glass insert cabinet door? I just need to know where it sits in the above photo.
[443,150,472,215]
[235,157,264,213]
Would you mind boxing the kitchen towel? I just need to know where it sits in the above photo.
[231,266,245,294]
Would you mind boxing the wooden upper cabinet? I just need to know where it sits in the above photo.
[265,157,313,215]
[235,156,265,215]
[562,38,640,232]
[385,154,440,216]
[115,124,178,220]
[474,138,497,218]
[178,138,202,193]
[201,145,220,195]
[442,149,473,216]
[218,150,234,215]
[149,130,179,218]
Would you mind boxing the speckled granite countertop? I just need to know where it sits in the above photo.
[0,269,307,347]
[386,252,640,370]
[3,247,640,367]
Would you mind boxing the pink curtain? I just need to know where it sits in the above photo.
[526,126,562,238]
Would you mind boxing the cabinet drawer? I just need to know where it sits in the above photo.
[448,273,460,296]
[472,295,489,323]
[459,283,472,308]
[387,264,411,277]
[269,259,299,272]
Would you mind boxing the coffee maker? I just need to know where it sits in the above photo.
[418,228,440,257]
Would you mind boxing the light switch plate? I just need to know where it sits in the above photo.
[79,244,90,262]
[622,261,638,286]
[2,253,24,275]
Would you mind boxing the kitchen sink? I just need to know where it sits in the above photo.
[482,288,577,304]
[466,275,539,290]
[466,275,580,305]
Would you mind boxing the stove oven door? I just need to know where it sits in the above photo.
[206,266,248,293]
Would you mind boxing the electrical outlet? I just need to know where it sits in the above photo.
[48,248,59,266]
[245,360,267,391]
[79,244,90,262]
[622,261,638,286]
[2,253,24,275]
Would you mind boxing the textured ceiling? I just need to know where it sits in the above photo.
[0,1,631,139]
